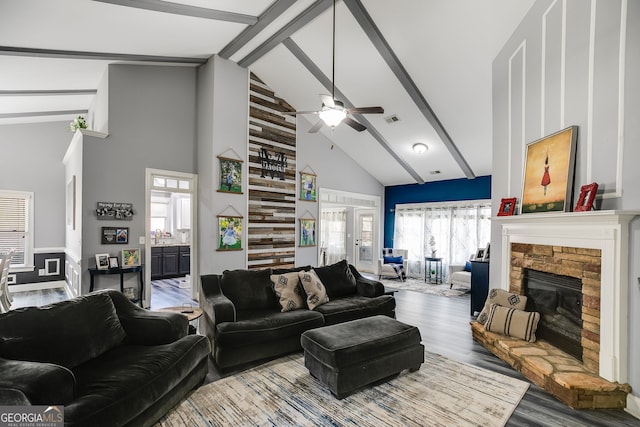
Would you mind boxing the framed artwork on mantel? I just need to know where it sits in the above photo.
[520,126,577,214]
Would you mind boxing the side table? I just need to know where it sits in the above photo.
[156,306,203,334]
[424,257,443,284]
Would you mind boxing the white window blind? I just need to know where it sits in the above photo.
[0,191,33,267]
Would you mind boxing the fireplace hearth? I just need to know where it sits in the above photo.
[524,269,582,361]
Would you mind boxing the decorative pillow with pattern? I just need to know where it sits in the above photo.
[270,272,305,312]
[297,270,329,310]
[484,304,540,342]
[477,289,527,325]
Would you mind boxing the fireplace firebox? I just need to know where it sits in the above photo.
[523,269,583,361]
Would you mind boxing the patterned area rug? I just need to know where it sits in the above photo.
[157,350,528,427]
[380,277,470,297]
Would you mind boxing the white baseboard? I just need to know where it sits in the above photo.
[11,280,66,293]
[626,393,640,420]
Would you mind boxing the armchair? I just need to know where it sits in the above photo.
[449,254,475,289]
[378,248,408,281]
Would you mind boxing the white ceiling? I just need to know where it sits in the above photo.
[0,0,535,186]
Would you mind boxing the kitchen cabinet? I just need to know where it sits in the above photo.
[151,245,190,279]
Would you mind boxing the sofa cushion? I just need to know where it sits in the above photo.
[298,270,329,310]
[477,289,527,325]
[272,265,311,275]
[313,259,357,298]
[220,268,278,310]
[67,334,210,426]
[270,272,305,312]
[0,293,126,369]
[313,295,396,326]
[464,261,472,272]
[215,309,324,347]
[484,304,540,342]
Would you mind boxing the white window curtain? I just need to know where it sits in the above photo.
[320,209,346,265]
[394,201,491,279]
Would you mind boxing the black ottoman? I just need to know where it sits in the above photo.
[300,315,424,399]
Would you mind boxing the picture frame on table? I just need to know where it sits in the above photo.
[574,182,598,212]
[108,256,119,269]
[497,198,517,216]
[475,248,486,261]
[520,126,577,214]
[482,243,491,261]
[95,253,109,270]
[121,248,141,267]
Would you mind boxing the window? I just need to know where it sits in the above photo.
[0,190,34,269]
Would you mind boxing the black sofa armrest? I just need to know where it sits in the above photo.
[103,290,188,345]
[349,265,385,297]
[200,274,236,326]
[0,357,75,405]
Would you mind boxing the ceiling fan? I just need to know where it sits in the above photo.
[282,0,384,133]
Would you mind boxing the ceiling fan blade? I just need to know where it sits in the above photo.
[346,106,384,115]
[282,110,319,116]
[344,117,367,132]
[320,94,335,108]
[308,120,324,133]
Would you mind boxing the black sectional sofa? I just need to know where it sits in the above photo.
[200,260,396,370]
[0,290,210,427]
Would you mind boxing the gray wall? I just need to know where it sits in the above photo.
[492,0,640,405]
[0,121,70,249]
[81,64,197,294]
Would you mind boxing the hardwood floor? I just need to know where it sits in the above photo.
[7,284,640,425]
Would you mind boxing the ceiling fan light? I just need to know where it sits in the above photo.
[319,108,347,128]
[413,143,428,154]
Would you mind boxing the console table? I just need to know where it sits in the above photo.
[424,257,443,284]
[89,265,144,307]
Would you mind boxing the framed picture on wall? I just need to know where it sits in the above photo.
[218,157,243,194]
[299,218,317,247]
[217,216,243,251]
[520,126,577,214]
[299,172,317,202]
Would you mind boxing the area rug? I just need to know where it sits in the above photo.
[156,350,529,427]
[380,277,470,297]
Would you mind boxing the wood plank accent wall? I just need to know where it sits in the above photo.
[247,73,297,270]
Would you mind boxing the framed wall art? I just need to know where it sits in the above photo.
[520,126,577,214]
[497,198,517,216]
[574,182,598,212]
[121,248,141,267]
[217,216,243,251]
[299,218,317,247]
[299,172,317,202]
[101,227,129,244]
[96,202,134,220]
[217,153,243,194]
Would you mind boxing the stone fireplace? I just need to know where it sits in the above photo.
[471,210,638,409]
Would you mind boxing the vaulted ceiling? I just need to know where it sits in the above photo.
[0,0,534,186]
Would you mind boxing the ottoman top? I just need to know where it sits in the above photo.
[301,315,422,368]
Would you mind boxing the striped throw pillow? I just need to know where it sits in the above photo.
[484,304,540,342]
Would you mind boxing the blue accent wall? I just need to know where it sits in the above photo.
[384,175,491,247]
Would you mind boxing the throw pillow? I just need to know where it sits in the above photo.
[477,289,527,325]
[220,268,278,310]
[270,272,305,312]
[484,304,541,342]
[464,261,472,272]
[298,270,329,310]
[312,259,356,298]
[383,255,403,264]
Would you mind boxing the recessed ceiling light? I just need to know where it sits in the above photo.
[430,170,441,175]
[412,143,428,154]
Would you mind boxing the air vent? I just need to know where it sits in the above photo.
[384,114,400,124]
[430,170,441,175]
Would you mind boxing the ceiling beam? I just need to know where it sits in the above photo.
[283,38,425,184]
[238,0,333,68]
[0,89,97,96]
[219,0,297,60]
[343,0,476,179]
[0,46,207,64]
[0,110,88,119]
[91,0,257,25]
